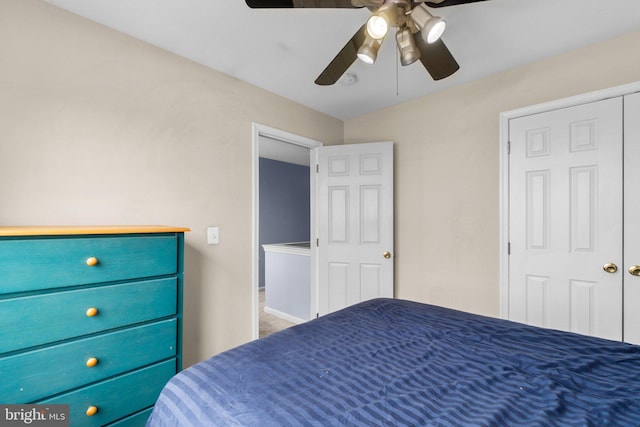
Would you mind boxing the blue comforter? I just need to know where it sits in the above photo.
[147,299,640,426]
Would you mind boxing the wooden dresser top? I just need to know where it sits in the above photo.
[0,225,191,237]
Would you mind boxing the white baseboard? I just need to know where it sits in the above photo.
[264,306,305,324]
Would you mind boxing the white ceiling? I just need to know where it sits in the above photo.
[44,0,640,121]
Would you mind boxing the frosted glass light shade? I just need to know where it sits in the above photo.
[357,36,382,64]
[366,15,389,40]
[423,17,446,44]
[410,4,446,44]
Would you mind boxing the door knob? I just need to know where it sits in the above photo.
[603,263,618,274]
[629,265,640,276]
[383,251,391,259]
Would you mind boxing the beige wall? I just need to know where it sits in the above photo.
[345,31,640,317]
[0,0,343,366]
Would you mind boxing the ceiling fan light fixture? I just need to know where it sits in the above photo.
[366,14,389,40]
[357,35,382,65]
[366,2,404,40]
[423,17,446,43]
[410,4,447,44]
[396,27,420,66]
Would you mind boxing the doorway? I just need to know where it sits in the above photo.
[251,123,323,340]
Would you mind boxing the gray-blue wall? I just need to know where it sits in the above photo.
[259,158,310,288]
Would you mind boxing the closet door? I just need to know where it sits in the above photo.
[624,92,640,345]
[508,97,623,340]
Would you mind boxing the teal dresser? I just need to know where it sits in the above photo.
[0,225,189,426]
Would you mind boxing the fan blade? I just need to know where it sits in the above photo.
[414,35,459,80]
[245,0,360,8]
[315,25,367,85]
[423,0,490,8]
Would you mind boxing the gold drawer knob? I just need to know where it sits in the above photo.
[85,406,98,417]
[86,257,99,266]
[86,307,99,317]
[86,357,98,368]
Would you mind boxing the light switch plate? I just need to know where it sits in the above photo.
[207,226,219,245]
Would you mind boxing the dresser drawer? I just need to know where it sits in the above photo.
[0,278,177,354]
[39,359,175,427]
[0,234,178,294]
[1,319,177,403]
[109,408,153,427]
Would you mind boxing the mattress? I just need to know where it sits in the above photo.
[147,298,640,426]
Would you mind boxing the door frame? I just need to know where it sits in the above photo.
[251,123,323,340]
[498,81,640,319]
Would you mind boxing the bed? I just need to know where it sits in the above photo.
[147,298,640,426]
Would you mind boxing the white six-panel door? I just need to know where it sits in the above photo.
[508,97,623,340]
[317,142,394,316]
[624,92,640,344]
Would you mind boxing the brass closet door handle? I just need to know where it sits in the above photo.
[383,251,391,259]
[603,263,618,273]
[629,265,640,276]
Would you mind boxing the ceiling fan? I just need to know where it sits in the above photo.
[245,0,490,85]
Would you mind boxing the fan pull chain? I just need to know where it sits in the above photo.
[396,47,399,96]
